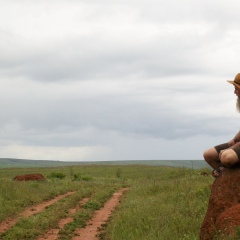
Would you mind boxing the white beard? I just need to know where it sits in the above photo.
[236,98,240,113]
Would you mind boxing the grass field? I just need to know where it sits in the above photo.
[0,164,212,239]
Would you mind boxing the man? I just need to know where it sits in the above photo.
[203,73,240,178]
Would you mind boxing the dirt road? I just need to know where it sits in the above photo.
[0,188,129,239]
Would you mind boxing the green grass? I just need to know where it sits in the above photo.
[0,165,212,239]
[102,167,212,240]
[58,185,117,240]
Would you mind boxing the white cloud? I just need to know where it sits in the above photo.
[0,144,109,161]
[0,0,239,161]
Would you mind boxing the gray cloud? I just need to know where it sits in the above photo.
[1,1,240,82]
[0,0,239,161]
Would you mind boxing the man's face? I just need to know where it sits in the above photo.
[234,86,240,98]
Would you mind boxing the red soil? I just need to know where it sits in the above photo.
[73,188,129,240]
[37,197,89,240]
[200,167,240,239]
[0,188,129,240]
[0,191,76,234]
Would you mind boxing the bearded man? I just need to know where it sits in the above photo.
[203,73,240,178]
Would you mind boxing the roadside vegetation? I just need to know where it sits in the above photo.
[0,165,212,239]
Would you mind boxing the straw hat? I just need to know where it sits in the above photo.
[227,73,240,89]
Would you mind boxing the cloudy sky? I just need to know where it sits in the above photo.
[0,0,240,161]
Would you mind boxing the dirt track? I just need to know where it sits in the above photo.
[37,197,90,240]
[0,188,129,240]
[73,188,129,240]
[0,191,76,234]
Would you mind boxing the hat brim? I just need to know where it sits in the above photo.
[227,80,240,89]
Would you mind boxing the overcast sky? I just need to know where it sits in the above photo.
[0,0,240,161]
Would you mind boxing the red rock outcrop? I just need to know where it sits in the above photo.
[200,167,240,239]
[14,173,46,181]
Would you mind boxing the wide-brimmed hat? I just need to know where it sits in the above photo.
[227,73,240,89]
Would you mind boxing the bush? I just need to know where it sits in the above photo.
[116,168,122,178]
[72,173,92,181]
[47,172,66,179]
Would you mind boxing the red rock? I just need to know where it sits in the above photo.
[200,168,240,239]
[14,173,46,181]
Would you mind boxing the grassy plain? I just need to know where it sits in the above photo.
[0,164,212,239]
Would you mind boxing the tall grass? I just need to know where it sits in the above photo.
[0,178,85,221]
[103,167,212,240]
[0,165,212,239]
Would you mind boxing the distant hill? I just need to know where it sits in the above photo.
[0,158,209,169]
[0,158,77,168]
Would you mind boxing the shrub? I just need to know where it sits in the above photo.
[116,168,122,178]
[72,173,92,181]
[73,173,81,181]
[47,172,66,179]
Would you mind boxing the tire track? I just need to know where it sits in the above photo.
[0,191,76,234]
[37,197,89,240]
[72,188,129,240]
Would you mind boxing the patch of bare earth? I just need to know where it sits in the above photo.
[72,187,129,240]
[0,191,76,234]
